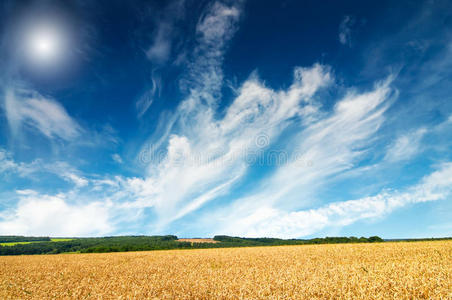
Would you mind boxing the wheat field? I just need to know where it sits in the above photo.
[0,241,451,299]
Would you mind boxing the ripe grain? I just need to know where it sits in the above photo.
[0,241,450,299]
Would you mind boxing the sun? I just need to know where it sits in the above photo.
[32,33,58,58]
[24,24,66,66]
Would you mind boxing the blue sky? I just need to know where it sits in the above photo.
[0,0,451,238]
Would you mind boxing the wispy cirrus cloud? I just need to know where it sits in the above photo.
[179,0,242,102]
[384,128,427,162]
[146,22,172,64]
[111,153,123,164]
[4,87,81,141]
[145,0,187,65]
[130,63,396,236]
[339,15,355,47]
[136,64,332,229]
[0,148,42,177]
[218,162,452,238]
[183,76,395,237]
[138,0,188,118]
[0,149,88,188]
[119,0,249,228]
[0,149,17,174]
[135,70,160,118]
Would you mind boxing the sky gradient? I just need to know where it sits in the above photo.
[0,0,452,238]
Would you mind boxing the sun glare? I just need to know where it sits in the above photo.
[33,34,56,57]
[24,24,65,67]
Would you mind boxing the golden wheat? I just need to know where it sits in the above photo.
[0,241,451,299]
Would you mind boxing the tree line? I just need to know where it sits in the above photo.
[0,236,51,243]
[212,235,384,245]
[0,235,390,255]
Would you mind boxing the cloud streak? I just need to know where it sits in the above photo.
[339,15,355,47]
[384,128,427,162]
[4,87,81,141]
[218,162,452,238]
[145,0,187,65]
[0,149,88,188]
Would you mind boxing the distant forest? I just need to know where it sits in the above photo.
[0,236,51,243]
[0,235,449,256]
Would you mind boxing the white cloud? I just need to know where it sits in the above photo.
[136,72,160,118]
[0,148,42,177]
[4,87,82,141]
[0,149,18,174]
[0,150,89,188]
[180,1,242,103]
[145,0,186,65]
[112,153,123,164]
[141,1,187,118]
[63,173,89,188]
[112,1,247,227]
[15,189,37,196]
[43,161,89,188]
[384,128,427,162]
[196,3,241,42]
[339,15,354,46]
[0,192,113,236]
[211,76,394,224]
[131,63,333,229]
[146,23,172,64]
[218,162,452,238]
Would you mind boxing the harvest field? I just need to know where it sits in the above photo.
[0,241,450,299]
